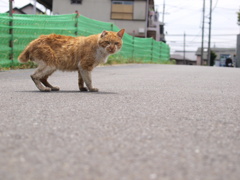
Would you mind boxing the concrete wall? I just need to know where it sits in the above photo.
[52,0,146,36]
[53,0,110,21]
[133,1,146,20]
[110,20,146,36]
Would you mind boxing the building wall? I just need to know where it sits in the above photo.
[214,50,235,60]
[133,1,146,20]
[196,56,201,65]
[52,0,146,36]
[22,6,35,14]
[13,9,24,14]
[22,6,43,14]
[196,48,236,66]
[53,0,110,20]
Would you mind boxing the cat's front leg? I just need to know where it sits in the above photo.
[78,70,88,91]
[78,67,98,92]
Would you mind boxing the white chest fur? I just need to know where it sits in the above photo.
[95,47,109,65]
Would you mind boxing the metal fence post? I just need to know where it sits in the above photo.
[132,36,135,60]
[159,42,162,61]
[111,24,113,31]
[9,0,13,63]
[75,12,79,36]
[151,38,153,62]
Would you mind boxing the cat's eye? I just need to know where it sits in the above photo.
[105,41,110,44]
[115,42,119,45]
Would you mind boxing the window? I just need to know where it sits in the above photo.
[111,1,146,20]
[71,0,82,4]
[111,1,133,20]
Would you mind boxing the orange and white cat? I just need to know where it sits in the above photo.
[18,29,125,92]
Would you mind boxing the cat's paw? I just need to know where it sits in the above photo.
[51,86,60,91]
[40,87,52,92]
[80,87,88,92]
[89,88,99,92]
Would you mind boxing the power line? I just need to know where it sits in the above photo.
[212,0,219,12]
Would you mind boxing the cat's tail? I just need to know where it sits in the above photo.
[18,47,30,63]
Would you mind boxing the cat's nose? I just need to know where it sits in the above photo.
[108,46,115,52]
[109,48,114,53]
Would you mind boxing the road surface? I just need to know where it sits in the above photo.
[0,64,240,180]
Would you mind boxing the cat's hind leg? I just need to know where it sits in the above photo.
[40,74,59,91]
[31,62,57,92]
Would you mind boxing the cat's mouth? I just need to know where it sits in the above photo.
[107,49,116,54]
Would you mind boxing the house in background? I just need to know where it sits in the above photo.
[147,9,165,42]
[37,0,53,11]
[7,3,44,14]
[37,0,165,41]
[170,51,196,65]
[195,47,236,66]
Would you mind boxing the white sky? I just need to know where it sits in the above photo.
[0,0,239,53]
[155,0,240,52]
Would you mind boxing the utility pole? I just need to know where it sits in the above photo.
[183,32,186,64]
[161,0,170,24]
[9,0,13,17]
[145,0,149,38]
[201,0,206,65]
[207,0,213,66]
[237,35,240,67]
[162,0,165,23]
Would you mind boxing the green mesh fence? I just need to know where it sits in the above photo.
[0,13,170,68]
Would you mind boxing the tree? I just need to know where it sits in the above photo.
[210,51,217,66]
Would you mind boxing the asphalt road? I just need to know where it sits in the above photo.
[0,64,240,180]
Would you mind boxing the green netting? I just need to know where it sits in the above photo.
[0,13,170,67]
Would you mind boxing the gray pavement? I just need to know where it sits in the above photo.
[0,64,240,180]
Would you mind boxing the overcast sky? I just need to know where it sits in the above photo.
[156,0,240,52]
[0,0,239,53]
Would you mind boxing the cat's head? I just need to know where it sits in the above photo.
[98,29,125,54]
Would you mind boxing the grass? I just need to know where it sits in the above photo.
[0,61,37,71]
[106,56,175,65]
[0,57,175,71]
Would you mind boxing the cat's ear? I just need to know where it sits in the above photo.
[101,31,108,38]
[117,29,125,39]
